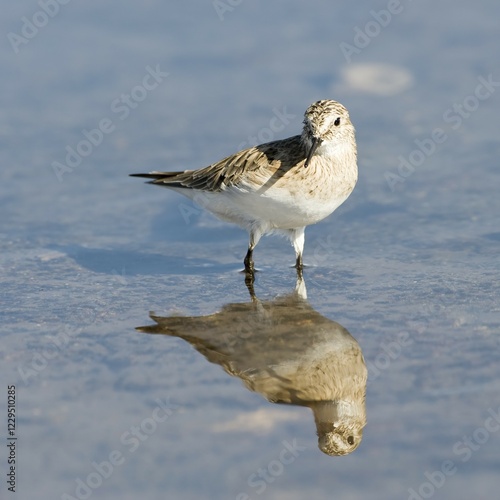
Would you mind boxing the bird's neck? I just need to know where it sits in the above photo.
[317,139,356,161]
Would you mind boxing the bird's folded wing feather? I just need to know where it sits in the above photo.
[137,135,304,192]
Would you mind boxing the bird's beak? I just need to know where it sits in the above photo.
[304,136,322,168]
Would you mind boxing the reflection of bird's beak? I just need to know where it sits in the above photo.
[304,136,322,168]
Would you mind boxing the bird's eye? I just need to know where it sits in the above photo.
[347,436,354,445]
[334,117,341,126]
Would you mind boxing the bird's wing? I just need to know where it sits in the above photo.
[130,135,305,192]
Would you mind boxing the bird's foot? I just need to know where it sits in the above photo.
[244,248,255,274]
[294,256,304,279]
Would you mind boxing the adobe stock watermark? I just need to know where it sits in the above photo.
[177,105,296,225]
[385,73,500,191]
[407,405,500,500]
[307,233,336,269]
[225,302,276,343]
[18,324,83,385]
[366,331,413,385]
[51,64,169,182]
[7,0,72,54]
[237,106,296,150]
[61,397,179,500]
[339,0,409,63]
[213,0,243,21]
[235,439,306,500]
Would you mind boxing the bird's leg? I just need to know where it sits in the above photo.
[243,247,257,298]
[291,227,305,272]
[295,255,304,279]
[244,227,263,274]
[244,246,255,274]
[295,254,304,282]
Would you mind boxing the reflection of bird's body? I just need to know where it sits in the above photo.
[131,100,357,272]
[137,279,367,456]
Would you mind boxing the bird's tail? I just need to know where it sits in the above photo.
[129,171,180,180]
[129,171,190,188]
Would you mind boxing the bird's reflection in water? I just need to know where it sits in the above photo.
[136,277,367,456]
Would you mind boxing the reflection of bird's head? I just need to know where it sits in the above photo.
[312,400,366,456]
[317,420,364,456]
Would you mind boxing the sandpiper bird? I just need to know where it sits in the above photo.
[131,99,357,274]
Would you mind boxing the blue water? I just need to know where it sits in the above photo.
[1,1,499,499]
